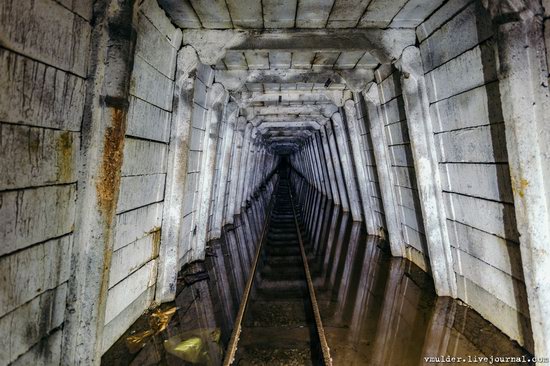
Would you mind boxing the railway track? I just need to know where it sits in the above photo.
[223,177,332,366]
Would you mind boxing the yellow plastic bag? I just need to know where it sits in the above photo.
[125,306,177,353]
[164,328,223,365]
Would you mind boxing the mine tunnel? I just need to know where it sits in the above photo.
[1,0,550,365]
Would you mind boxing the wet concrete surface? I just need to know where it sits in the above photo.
[102,174,531,365]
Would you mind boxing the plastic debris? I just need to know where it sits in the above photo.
[125,306,177,353]
[164,328,223,365]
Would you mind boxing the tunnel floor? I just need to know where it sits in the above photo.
[102,179,530,366]
[233,179,322,365]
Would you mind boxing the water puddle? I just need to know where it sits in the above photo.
[102,179,531,365]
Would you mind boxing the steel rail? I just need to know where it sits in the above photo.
[289,188,333,366]
[223,178,279,366]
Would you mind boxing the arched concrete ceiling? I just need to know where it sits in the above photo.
[158,0,444,154]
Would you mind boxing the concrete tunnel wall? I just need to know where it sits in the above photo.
[1,0,550,364]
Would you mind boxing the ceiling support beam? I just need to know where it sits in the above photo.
[238,89,351,106]
[215,68,374,92]
[243,104,338,118]
[182,28,416,65]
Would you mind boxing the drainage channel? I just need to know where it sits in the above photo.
[223,177,332,365]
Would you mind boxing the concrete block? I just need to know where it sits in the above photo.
[389,144,414,167]
[0,284,66,365]
[359,0,408,28]
[371,196,384,213]
[0,235,71,318]
[109,232,159,288]
[335,51,365,69]
[263,0,297,28]
[546,19,550,72]
[139,0,180,47]
[403,223,427,254]
[191,105,208,132]
[385,121,409,145]
[185,171,200,194]
[130,56,174,111]
[0,0,91,77]
[311,52,340,71]
[365,165,379,182]
[187,150,202,173]
[382,97,406,125]
[104,260,157,325]
[0,185,76,257]
[0,124,79,190]
[390,0,445,28]
[292,52,316,69]
[399,204,425,234]
[456,274,530,347]
[102,286,155,354]
[227,0,263,28]
[70,0,93,20]
[453,248,529,316]
[188,0,232,28]
[374,63,393,84]
[10,328,62,366]
[114,202,163,251]
[440,163,514,203]
[0,50,85,131]
[373,211,386,229]
[420,2,493,72]
[363,148,376,166]
[189,127,206,151]
[447,220,523,280]
[116,174,166,214]
[416,0,473,42]
[396,186,421,211]
[224,51,248,70]
[326,0,370,28]
[136,13,177,79]
[244,51,269,70]
[369,182,382,199]
[430,82,503,133]
[269,51,292,69]
[443,192,519,241]
[426,42,498,103]
[369,181,382,198]
[392,166,417,189]
[196,63,214,86]
[406,245,430,272]
[378,72,401,104]
[180,213,194,241]
[193,80,208,110]
[127,97,171,143]
[157,0,202,29]
[435,124,508,163]
[55,0,93,20]
[121,138,168,176]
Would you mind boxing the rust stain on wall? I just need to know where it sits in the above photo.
[57,131,73,182]
[150,226,162,257]
[512,177,530,199]
[97,107,127,220]
[95,106,128,314]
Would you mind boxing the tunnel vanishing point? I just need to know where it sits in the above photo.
[1,0,550,365]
